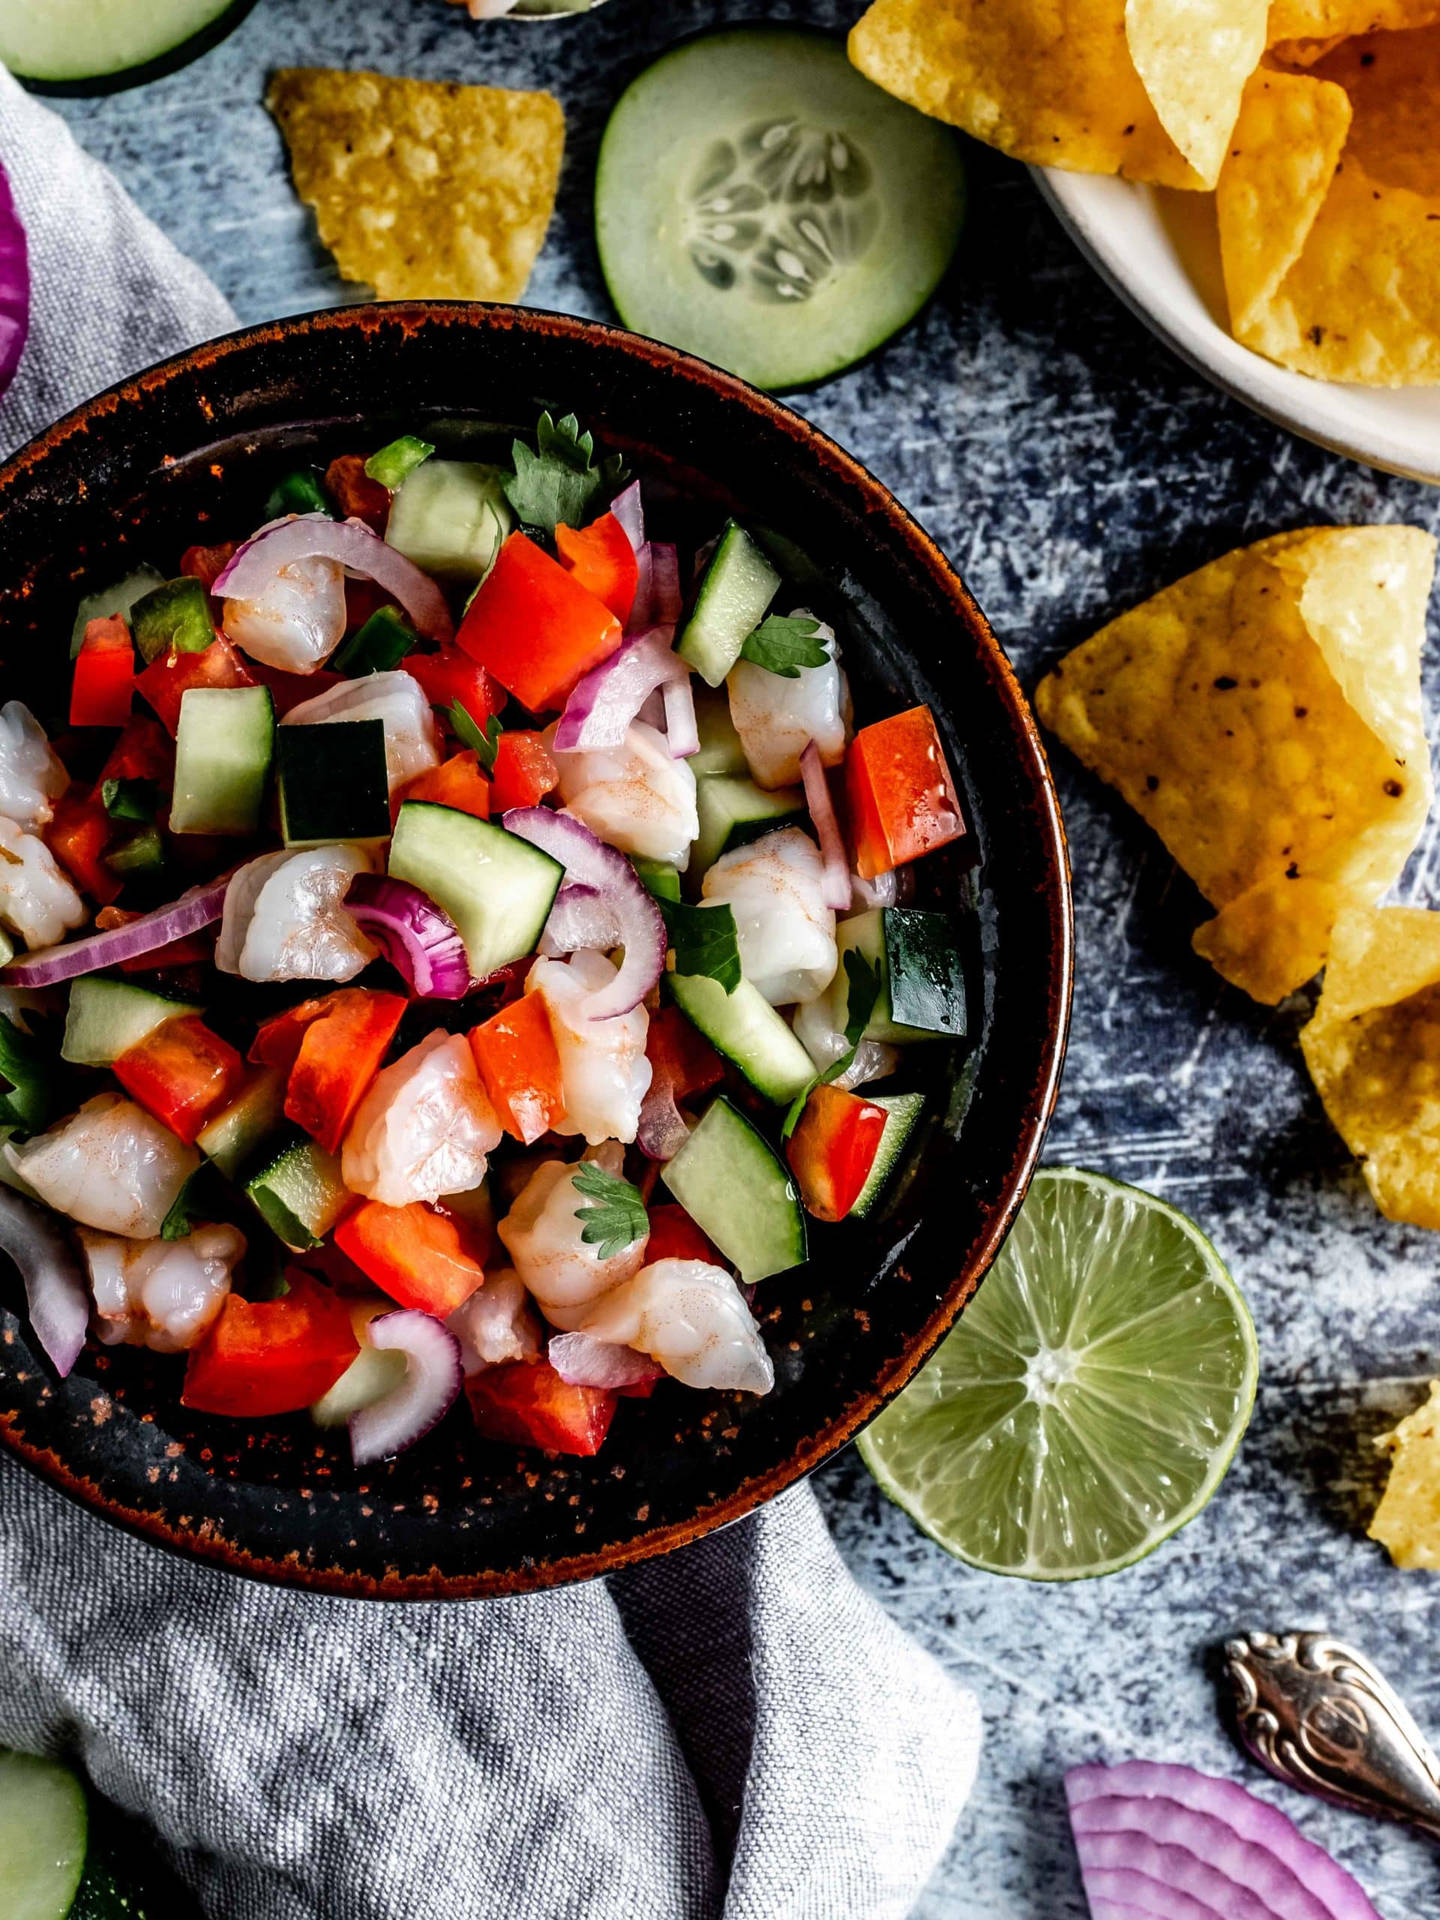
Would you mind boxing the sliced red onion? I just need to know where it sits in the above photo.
[637,1076,690,1161]
[349,1309,464,1466]
[554,629,688,753]
[662,673,699,759]
[637,688,666,730]
[800,742,852,912]
[610,480,644,554]
[1081,1868,1226,1920]
[629,542,656,635]
[650,543,682,625]
[549,1331,663,1391]
[1075,1803,1337,1920]
[502,807,665,1020]
[0,161,30,399]
[539,882,621,958]
[0,1185,88,1377]
[344,873,472,999]
[214,515,452,643]
[3,876,231,987]
[851,866,898,910]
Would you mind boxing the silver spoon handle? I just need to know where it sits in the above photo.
[1224,1630,1440,1842]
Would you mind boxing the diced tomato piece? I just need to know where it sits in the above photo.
[44,791,119,905]
[136,635,254,736]
[645,1202,723,1267]
[468,994,564,1144]
[647,1005,724,1104]
[180,541,238,590]
[465,1359,616,1456]
[399,750,491,819]
[334,1199,486,1317]
[182,1273,359,1417]
[406,645,505,733]
[246,660,344,717]
[555,513,639,626]
[70,616,136,729]
[456,532,621,713]
[280,988,408,1155]
[96,715,173,789]
[489,731,558,812]
[325,453,390,533]
[785,1082,888,1223]
[113,1013,246,1145]
[844,705,966,880]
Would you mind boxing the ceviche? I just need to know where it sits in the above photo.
[0,414,968,1464]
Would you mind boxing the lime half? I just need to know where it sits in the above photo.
[859,1168,1258,1580]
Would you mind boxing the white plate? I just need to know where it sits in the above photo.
[1036,168,1440,488]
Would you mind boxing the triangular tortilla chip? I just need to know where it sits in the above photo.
[268,68,564,303]
[1035,527,1436,1003]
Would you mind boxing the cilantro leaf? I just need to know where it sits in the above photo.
[502,410,620,537]
[738,614,828,679]
[781,948,882,1139]
[160,1162,226,1242]
[160,1169,201,1242]
[101,777,161,824]
[449,700,502,773]
[661,898,742,995]
[571,1161,649,1260]
[0,1011,57,1135]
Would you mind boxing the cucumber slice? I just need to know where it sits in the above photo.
[385,460,511,582]
[677,523,778,687]
[661,1096,806,1282]
[69,565,163,659]
[632,856,681,904]
[849,1091,924,1219]
[311,1304,407,1428]
[62,978,201,1067]
[277,719,390,847]
[170,685,275,836]
[838,908,967,1044]
[689,687,749,778]
[668,972,813,1104]
[0,0,257,93]
[389,801,563,980]
[0,1750,87,1920]
[596,26,966,391]
[693,774,805,876]
[196,1066,287,1180]
[246,1135,349,1250]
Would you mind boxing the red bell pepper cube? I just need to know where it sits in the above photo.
[281,988,408,1155]
[644,1202,723,1267]
[325,453,390,533]
[137,635,254,736]
[246,660,344,718]
[555,512,639,626]
[334,1198,486,1317]
[406,645,505,734]
[465,1359,617,1456]
[113,1013,246,1145]
[785,1082,889,1223]
[489,731,558,812]
[70,616,136,729]
[467,993,564,1145]
[646,1005,724,1104]
[250,997,331,1070]
[844,704,966,880]
[399,750,491,820]
[96,715,173,790]
[182,1273,359,1417]
[44,791,120,905]
[456,531,621,713]
[179,541,238,591]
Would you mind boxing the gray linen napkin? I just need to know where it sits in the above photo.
[0,69,980,1920]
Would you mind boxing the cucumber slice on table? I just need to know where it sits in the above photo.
[62,978,201,1067]
[0,1750,87,1920]
[389,802,563,980]
[677,523,778,687]
[595,26,966,390]
[662,1097,806,1282]
[0,0,258,96]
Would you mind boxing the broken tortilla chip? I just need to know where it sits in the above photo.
[1267,0,1440,67]
[267,68,564,303]
[1371,1381,1440,1570]
[1216,36,1440,383]
[847,0,1267,190]
[1035,527,1436,1004]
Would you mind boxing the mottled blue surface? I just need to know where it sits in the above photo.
[49,1,1440,1913]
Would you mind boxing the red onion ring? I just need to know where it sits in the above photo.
[344,873,472,998]
[610,480,644,555]
[661,674,699,759]
[539,882,621,958]
[650,544,682,626]
[3,876,231,987]
[549,1331,663,1391]
[214,514,453,643]
[554,630,688,753]
[349,1309,464,1465]
[800,742,852,912]
[0,1185,88,1377]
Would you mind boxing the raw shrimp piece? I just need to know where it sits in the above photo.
[447,1268,542,1373]
[791,991,899,1093]
[551,721,698,867]
[7,1093,199,1238]
[0,819,86,950]
[577,1258,774,1394]
[283,669,440,793]
[342,1031,503,1207]
[223,552,347,673]
[218,843,377,983]
[701,826,838,1006]
[81,1223,245,1352]
[0,702,68,830]
[497,1151,649,1332]
[526,951,651,1145]
[727,611,848,789]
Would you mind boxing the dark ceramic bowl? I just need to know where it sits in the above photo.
[0,304,1070,1597]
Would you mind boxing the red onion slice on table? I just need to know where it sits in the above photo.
[502,808,666,1020]
[3,876,231,987]
[0,160,30,397]
[549,1332,663,1391]
[554,630,688,752]
[344,874,472,999]
[214,515,453,642]
[0,1185,88,1377]
[800,742,852,912]
[349,1310,464,1466]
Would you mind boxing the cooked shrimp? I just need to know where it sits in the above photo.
[342,1031,502,1207]
[0,818,86,950]
[6,1093,198,1238]
[576,1258,774,1394]
[447,1268,542,1373]
[223,553,348,673]
[701,826,838,1005]
[551,721,699,867]
[0,702,68,831]
[81,1223,244,1353]
[727,611,848,789]
[526,951,651,1144]
[497,1149,649,1331]
[791,991,899,1092]
[217,844,378,983]
[283,670,440,793]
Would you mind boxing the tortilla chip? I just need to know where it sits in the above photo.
[1268,0,1440,45]
[1371,1382,1440,1570]
[267,68,564,303]
[1216,38,1440,382]
[847,0,1266,190]
[1035,527,1436,1003]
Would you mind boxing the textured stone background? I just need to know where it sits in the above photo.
[49,0,1440,1913]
